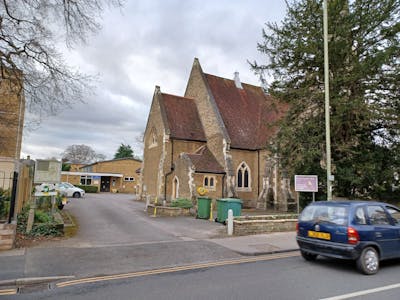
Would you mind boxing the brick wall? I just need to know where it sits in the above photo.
[0,75,25,159]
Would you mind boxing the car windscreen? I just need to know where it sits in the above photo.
[300,204,349,225]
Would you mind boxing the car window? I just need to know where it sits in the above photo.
[367,205,390,225]
[386,206,400,225]
[353,207,367,225]
[300,205,348,225]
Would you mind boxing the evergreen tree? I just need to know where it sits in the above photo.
[114,143,134,159]
[251,0,400,199]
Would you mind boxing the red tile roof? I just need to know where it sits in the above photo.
[161,93,206,141]
[187,145,225,174]
[204,74,287,149]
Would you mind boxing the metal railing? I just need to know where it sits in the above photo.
[0,171,18,223]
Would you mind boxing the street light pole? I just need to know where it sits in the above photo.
[323,0,332,200]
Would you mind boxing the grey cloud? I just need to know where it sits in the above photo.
[22,0,286,160]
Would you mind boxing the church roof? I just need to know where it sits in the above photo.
[204,74,287,150]
[186,146,225,174]
[161,93,206,141]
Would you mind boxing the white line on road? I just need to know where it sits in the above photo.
[320,283,400,300]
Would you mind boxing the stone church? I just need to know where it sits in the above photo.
[141,58,295,210]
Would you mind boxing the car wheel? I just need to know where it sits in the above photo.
[73,192,81,198]
[357,247,379,275]
[301,250,318,261]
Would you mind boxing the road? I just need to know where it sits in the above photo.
[6,253,400,299]
[0,193,239,281]
[50,193,224,248]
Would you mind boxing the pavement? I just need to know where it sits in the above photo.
[0,199,298,288]
[210,231,298,256]
[0,232,298,288]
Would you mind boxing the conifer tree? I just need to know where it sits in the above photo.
[251,0,400,199]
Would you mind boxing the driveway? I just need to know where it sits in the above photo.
[42,193,225,248]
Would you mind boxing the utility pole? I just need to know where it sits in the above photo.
[323,0,333,200]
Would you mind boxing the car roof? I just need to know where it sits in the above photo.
[309,200,389,206]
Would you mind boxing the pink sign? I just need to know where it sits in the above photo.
[295,175,318,192]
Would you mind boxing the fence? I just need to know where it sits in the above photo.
[0,170,17,223]
[0,159,33,223]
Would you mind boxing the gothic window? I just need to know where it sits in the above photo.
[237,162,251,191]
[204,175,216,190]
[172,176,179,199]
[149,127,158,148]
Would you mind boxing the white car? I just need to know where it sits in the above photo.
[57,182,85,198]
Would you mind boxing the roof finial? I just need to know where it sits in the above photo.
[234,71,243,89]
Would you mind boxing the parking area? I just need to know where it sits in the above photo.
[41,193,225,248]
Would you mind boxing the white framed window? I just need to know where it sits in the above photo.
[124,177,135,182]
[237,162,251,191]
[80,176,92,185]
[204,175,216,190]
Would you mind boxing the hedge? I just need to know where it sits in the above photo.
[76,185,98,193]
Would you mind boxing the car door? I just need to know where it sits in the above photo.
[385,205,400,258]
[367,205,400,259]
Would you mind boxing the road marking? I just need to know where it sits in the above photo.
[57,251,299,288]
[320,283,400,300]
[0,288,17,296]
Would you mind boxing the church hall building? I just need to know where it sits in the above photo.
[141,58,295,210]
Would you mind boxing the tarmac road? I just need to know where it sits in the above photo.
[44,193,225,248]
[0,193,298,287]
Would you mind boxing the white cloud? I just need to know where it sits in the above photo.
[21,0,286,161]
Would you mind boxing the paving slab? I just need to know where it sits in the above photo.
[209,231,298,255]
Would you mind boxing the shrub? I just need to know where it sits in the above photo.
[171,198,193,209]
[30,223,63,237]
[34,210,53,223]
[36,196,52,210]
[76,185,98,193]
[0,188,11,219]
[17,206,63,237]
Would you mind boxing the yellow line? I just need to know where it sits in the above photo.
[0,288,17,296]
[57,252,299,288]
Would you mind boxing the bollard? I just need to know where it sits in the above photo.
[227,209,233,235]
[153,197,158,217]
[209,201,213,221]
[145,195,150,212]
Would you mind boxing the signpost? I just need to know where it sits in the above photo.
[295,175,318,213]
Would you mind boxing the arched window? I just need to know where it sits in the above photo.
[172,176,179,199]
[204,175,216,190]
[237,162,251,191]
[149,127,158,148]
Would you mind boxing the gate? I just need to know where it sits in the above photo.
[0,171,18,224]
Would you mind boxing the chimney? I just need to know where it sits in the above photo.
[234,71,243,89]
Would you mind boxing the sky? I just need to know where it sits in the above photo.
[21,0,287,161]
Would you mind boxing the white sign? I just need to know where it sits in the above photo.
[295,175,318,192]
[34,160,62,184]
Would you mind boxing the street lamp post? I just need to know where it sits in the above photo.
[323,0,333,200]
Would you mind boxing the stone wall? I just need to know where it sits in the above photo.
[146,204,192,217]
[142,89,166,199]
[0,223,16,251]
[233,214,297,236]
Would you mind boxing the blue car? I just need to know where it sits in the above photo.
[296,200,400,275]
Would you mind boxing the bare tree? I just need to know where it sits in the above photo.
[62,144,106,164]
[0,0,123,121]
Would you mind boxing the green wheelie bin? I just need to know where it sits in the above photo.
[197,197,212,219]
[215,198,242,224]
